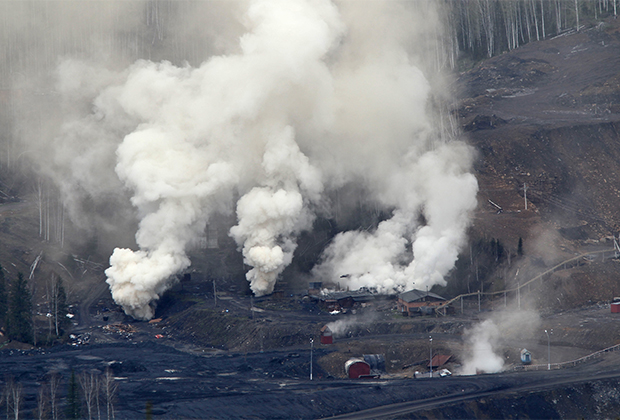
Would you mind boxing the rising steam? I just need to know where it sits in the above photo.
[460,319,505,375]
[101,0,341,318]
[460,309,541,375]
[23,0,477,319]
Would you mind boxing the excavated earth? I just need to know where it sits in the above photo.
[2,16,620,420]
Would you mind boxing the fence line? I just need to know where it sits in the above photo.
[510,342,620,372]
[435,248,616,315]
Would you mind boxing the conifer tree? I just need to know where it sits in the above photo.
[49,275,69,337]
[65,369,81,420]
[7,272,33,343]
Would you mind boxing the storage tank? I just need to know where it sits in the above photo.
[345,358,370,379]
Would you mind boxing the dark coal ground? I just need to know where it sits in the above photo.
[3,341,620,419]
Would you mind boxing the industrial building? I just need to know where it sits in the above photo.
[397,289,447,316]
[310,290,376,313]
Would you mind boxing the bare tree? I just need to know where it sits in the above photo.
[540,0,546,38]
[3,377,22,420]
[35,386,47,420]
[46,274,68,339]
[48,374,61,420]
[555,0,563,32]
[2,379,8,420]
[94,375,101,420]
[36,179,43,239]
[102,368,116,420]
[531,0,540,40]
[34,180,65,245]
[79,371,100,420]
[575,0,580,31]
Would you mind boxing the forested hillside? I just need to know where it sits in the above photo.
[448,0,618,63]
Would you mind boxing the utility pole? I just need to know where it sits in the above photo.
[545,329,552,370]
[429,336,433,378]
[310,338,314,381]
[523,183,528,210]
[213,279,217,308]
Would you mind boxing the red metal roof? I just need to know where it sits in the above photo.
[427,354,452,368]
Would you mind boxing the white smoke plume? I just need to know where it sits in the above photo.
[459,319,505,375]
[313,143,478,293]
[98,0,342,318]
[459,309,541,375]
[326,312,378,338]
[18,1,477,319]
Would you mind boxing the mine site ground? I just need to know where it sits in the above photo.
[1,13,620,420]
[3,279,620,419]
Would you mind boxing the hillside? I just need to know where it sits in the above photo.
[461,17,620,238]
[2,7,620,420]
[78,15,620,361]
[440,16,620,308]
[0,16,617,342]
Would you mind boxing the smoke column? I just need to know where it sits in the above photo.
[459,309,541,375]
[460,319,505,375]
[99,0,343,319]
[30,0,477,319]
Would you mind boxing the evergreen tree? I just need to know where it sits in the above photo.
[518,237,524,256]
[145,401,153,420]
[65,369,81,420]
[50,276,69,337]
[7,273,33,343]
[0,264,7,330]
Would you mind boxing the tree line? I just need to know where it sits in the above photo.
[441,236,527,297]
[2,367,118,420]
[0,264,70,346]
[445,0,618,64]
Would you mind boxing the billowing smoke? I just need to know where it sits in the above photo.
[313,143,478,293]
[98,0,341,318]
[16,1,477,319]
[460,319,505,375]
[459,309,541,375]
[325,312,378,338]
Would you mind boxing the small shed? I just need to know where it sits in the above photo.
[612,302,620,313]
[345,358,370,379]
[320,325,333,344]
[520,348,532,364]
